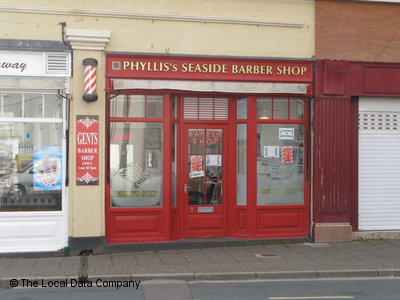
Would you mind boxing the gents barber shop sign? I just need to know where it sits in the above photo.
[76,115,99,185]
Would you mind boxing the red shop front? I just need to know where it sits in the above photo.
[105,54,312,243]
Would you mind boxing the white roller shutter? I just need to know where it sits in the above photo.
[359,97,400,230]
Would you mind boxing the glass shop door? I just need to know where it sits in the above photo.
[182,125,228,238]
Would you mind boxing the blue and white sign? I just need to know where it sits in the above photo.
[33,146,62,191]
[279,128,295,140]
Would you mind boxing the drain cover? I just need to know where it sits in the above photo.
[254,253,281,258]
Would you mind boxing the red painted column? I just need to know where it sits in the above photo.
[313,60,355,242]
[247,96,258,238]
[313,98,352,223]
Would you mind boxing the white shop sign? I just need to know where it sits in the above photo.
[0,51,70,77]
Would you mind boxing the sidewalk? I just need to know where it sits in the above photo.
[1,239,400,288]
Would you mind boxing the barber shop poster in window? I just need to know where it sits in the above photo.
[33,146,62,191]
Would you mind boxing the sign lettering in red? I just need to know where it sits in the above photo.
[76,115,99,185]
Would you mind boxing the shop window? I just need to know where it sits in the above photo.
[0,123,63,211]
[110,122,163,208]
[110,95,163,118]
[172,96,178,119]
[273,98,289,119]
[0,93,62,119]
[237,98,247,119]
[237,124,247,205]
[24,94,43,118]
[256,124,304,205]
[290,98,304,120]
[257,97,304,120]
[0,91,64,212]
[44,94,63,118]
[2,93,22,118]
[257,98,272,120]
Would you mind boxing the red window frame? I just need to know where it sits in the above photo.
[105,91,310,243]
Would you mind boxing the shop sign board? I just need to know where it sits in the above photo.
[0,51,70,77]
[76,115,99,185]
[107,54,313,83]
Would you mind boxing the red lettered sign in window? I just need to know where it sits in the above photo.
[76,115,99,185]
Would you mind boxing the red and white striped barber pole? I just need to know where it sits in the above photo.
[82,58,98,102]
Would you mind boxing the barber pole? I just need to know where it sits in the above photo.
[82,58,98,102]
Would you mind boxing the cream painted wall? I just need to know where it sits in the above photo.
[0,0,314,238]
[0,0,314,58]
[68,50,106,237]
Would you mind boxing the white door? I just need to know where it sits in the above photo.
[359,97,400,230]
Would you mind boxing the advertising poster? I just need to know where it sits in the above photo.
[33,146,62,191]
[264,146,280,158]
[190,155,204,178]
[206,155,221,167]
[281,147,294,163]
[76,115,99,185]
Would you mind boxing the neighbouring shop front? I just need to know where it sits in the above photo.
[0,40,70,253]
[105,54,312,243]
[313,60,400,242]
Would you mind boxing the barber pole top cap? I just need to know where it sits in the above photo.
[83,58,98,66]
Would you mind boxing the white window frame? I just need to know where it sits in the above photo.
[0,90,68,253]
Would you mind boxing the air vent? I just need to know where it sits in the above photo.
[214,98,229,120]
[359,112,400,131]
[184,97,228,120]
[184,97,199,120]
[46,53,70,75]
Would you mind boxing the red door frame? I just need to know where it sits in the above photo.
[174,95,233,239]
[181,123,229,238]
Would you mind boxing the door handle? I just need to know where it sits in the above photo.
[184,184,188,194]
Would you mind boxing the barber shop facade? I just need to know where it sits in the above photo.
[105,54,312,243]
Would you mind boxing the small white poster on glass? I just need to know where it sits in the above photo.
[206,154,222,167]
[279,128,295,140]
[264,146,280,158]
[189,171,204,178]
